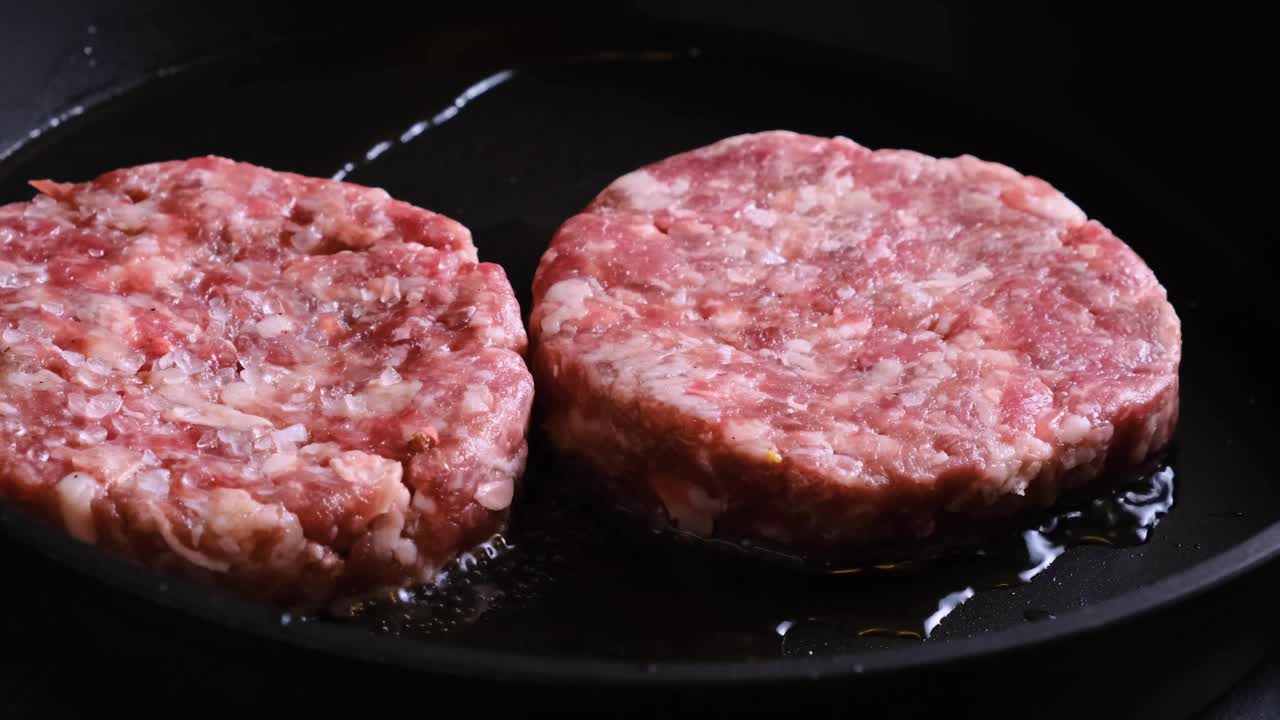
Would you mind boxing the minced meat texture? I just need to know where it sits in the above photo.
[0,157,533,604]
[531,131,1180,550]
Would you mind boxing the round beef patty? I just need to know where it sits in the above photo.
[531,131,1180,555]
[0,158,533,604]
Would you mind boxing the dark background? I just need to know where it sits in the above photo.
[0,2,1274,717]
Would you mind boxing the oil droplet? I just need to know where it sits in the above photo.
[324,533,525,637]
[923,587,975,638]
[1017,530,1065,582]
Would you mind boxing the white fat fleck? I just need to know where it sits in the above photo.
[603,346,721,421]
[723,418,774,455]
[385,345,410,368]
[474,479,514,511]
[254,314,293,338]
[709,308,744,331]
[867,358,903,387]
[1057,414,1092,444]
[155,348,207,375]
[220,382,257,409]
[898,282,933,308]
[920,266,995,291]
[361,380,423,415]
[1015,188,1086,224]
[4,369,65,390]
[378,276,402,303]
[132,469,172,495]
[329,452,403,517]
[412,492,437,515]
[742,204,778,228]
[60,444,143,487]
[329,451,400,484]
[786,396,810,412]
[973,348,1019,368]
[539,279,594,335]
[795,185,819,212]
[85,358,111,375]
[74,427,109,445]
[68,392,123,419]
[829,174,855,194]
[206,297,231,324]
[58,348,86,367]
[323,393,366,418]
[461,384,494,415]
[261,453,298,476]
[780,339,816,370]
[900,392,927,407]
[610,169,679,211]
[836,319,872,338]
[289,225,323,253]
[106,203,153,233]
[761,248,787,265]
[237,361,270,386]
[164,401,273,431]
[377,366,402,386]
[243,291,281,316]
[271,423,309,449]
[129,235,161,255]
[148,367,188,385]
[56,472,100,542]
[844,188,885,212]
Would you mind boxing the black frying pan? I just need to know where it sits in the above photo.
[1,3,1275,716]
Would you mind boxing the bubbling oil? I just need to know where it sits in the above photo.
[772,464,1175,650]
[323,459,1175,658]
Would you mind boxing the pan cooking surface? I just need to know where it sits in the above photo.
[2,21,1278,676]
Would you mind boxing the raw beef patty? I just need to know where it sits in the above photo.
[531,131,1180,554]
[0,158,534,604]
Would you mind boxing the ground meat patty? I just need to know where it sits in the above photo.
[531,131,1180,555]
[0,157,533,604]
